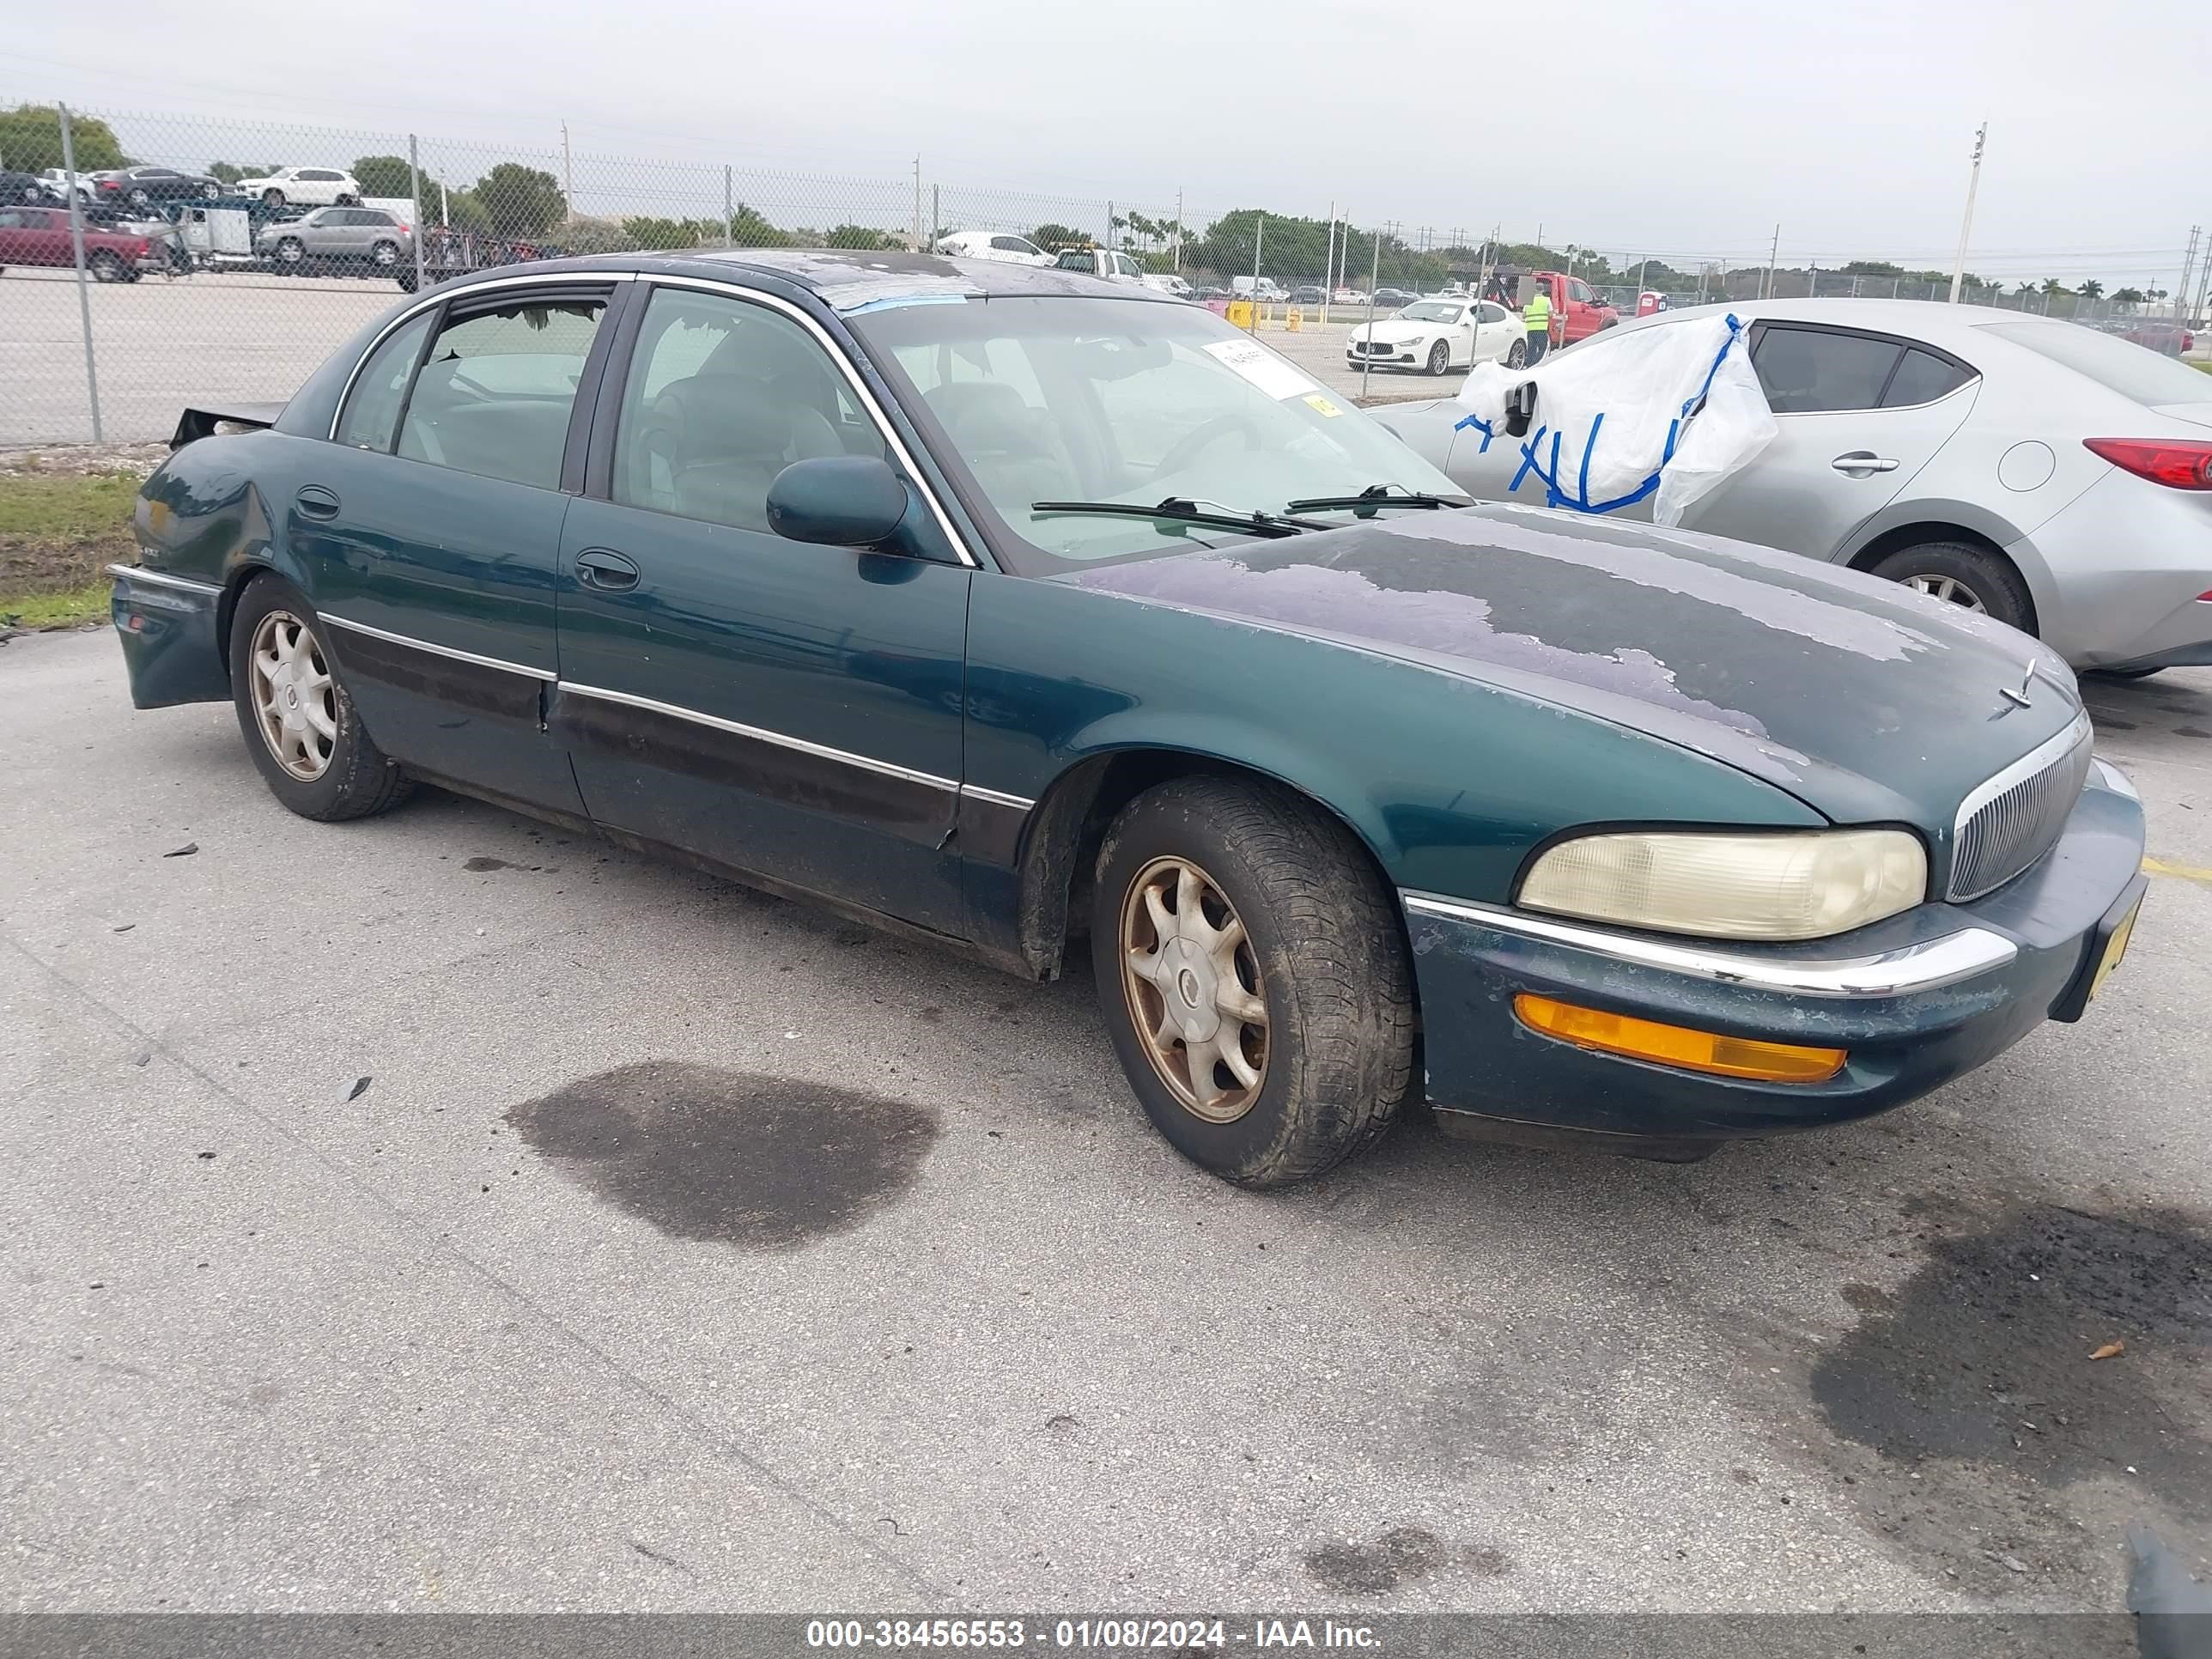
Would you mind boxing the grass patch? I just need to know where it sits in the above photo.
[0,471,141,630]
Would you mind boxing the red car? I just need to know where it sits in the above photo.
[0,204,155,281]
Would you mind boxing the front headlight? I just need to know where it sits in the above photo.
[1517,829,1928,941]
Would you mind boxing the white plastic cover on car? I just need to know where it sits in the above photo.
[1451,313,1778,526]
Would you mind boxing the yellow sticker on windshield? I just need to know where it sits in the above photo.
[1304,392,1345,418]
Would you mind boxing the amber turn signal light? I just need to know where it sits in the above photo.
[1513,994,1847,1084]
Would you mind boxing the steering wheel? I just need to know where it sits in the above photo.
[1149,413,1266,483]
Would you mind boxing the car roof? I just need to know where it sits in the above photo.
[429,247,1165,313]
[1600,295,2057,349]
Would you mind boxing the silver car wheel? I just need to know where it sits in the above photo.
[1120,854,1270,1125]
[249,611,337,781]
[1904,574,1985,612]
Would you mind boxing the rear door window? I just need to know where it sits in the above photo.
[1752,325,1905,413]
[396,295,607,489]
[337,312,434,452]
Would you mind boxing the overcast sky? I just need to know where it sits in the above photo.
[7,0,2206,285]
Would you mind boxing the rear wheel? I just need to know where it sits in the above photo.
[1869,541,2033,633]
[1090,775,1414,1188]
[262,188,285,207]
[126,187,152,208]
[1505,337,1528,368]
[228,575,412,822]
[336,192,359,206]
[87,251,126,283]
[1426,339,1452,376]
[369,240,399,267]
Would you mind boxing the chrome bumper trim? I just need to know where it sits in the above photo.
[1401,891,2019,998]
[108,562,221,596]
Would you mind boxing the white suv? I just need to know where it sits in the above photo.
[237,167,362,208]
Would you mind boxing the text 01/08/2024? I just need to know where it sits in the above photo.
[805,1621,1380,1650]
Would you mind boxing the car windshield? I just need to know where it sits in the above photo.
[854,295,1462,572]
[1981,320,2212,407]
[1398,302,1462,323]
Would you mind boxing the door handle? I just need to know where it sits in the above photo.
[295,485,340,520]
[574,548,641,591]
[1831,452,1900,476]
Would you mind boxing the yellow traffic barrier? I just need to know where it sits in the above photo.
[1226,299,1254,329]
[1286,307,1304,331]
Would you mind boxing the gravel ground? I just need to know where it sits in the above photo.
[3,624,2209,1618]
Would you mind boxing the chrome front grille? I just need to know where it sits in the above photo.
[1948,714,2094,901]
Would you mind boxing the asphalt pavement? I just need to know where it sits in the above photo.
[3,627,2209,1616]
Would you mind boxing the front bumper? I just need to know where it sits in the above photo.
[1402,765,2147,1142]
[110,562,229,709]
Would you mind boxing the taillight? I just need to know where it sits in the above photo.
[2083,438,2212,489]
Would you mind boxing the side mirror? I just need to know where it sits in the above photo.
[767,456,909,549]
[1504,381,1537,438]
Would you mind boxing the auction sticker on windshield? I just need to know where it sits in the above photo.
[1204,338,1320,401]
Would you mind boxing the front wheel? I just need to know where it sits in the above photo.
[1426,339,1452,376]
[127,187,152,208]
[228,575,413,822]
[369,240,398,267]
[1090,775,1414,1188]
[1869,541,2033,633]
[275,237,305,266]
[262,188,285,207]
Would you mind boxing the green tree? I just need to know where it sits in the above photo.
[2078,278,2105,300]
[728,203,790,247]
[473,162,565,237]
[823,222,899,249]
[2112,286,2145,305]
[2040,277,2068,296]
[351,155,416,198]
[1838,259,1905,276]
[558,215,640,254]
[621,216,704,250]
[0,103,127,172]
[1029,222,1085,252]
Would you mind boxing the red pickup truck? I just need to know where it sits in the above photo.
[0,205,155,282]
[1525,270,1619,346]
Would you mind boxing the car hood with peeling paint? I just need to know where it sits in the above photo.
[1062,502,2085,829]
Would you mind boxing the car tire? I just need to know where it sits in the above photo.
[337,193,359,206]
[2091,667,2163,682]
[228,575,413,823]
[275,237,305,266]
[127,187,151,208]
[1089,775,1414,1188]
[1505,337,1528,368]
[369,240,399,267]
[87,251,126,283]
[1869,541,2033,633]
[262,189,285,207]
[1426,340,1452,376]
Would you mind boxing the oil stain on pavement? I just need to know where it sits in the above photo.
[507,1061,942,1249]
[1303,1525,1510,1595]
[1809,1200,2212,1582]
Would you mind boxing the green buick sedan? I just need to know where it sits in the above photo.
[111,251,2147,1187]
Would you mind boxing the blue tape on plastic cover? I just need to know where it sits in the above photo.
[1505,315,1748,517]
[841,293,971,314]
[1452,411,1498,453]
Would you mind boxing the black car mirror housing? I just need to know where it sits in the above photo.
[767,456,910,550]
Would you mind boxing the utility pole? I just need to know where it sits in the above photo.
[1763,223,1780,300]
[912,155,922,252]
[561,122,574,224]
[1948,122,1986,303]
[2175,225,2201,324]
[1322,200,1336,319]
[408,133,426,291]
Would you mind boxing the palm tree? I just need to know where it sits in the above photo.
[2078,278,2105,300]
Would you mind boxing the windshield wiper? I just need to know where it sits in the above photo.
[1284,483,1474,515]
[1030,497,1329,538]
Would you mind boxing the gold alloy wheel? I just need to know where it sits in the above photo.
[1119,855,1271,1123]
[249,610,337,781]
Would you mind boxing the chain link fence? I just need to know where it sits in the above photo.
[4,97,2206,446]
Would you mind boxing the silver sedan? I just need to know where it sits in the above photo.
[1379,299,2212,674]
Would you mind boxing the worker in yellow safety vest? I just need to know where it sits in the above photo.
[1521,286,1553,365]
